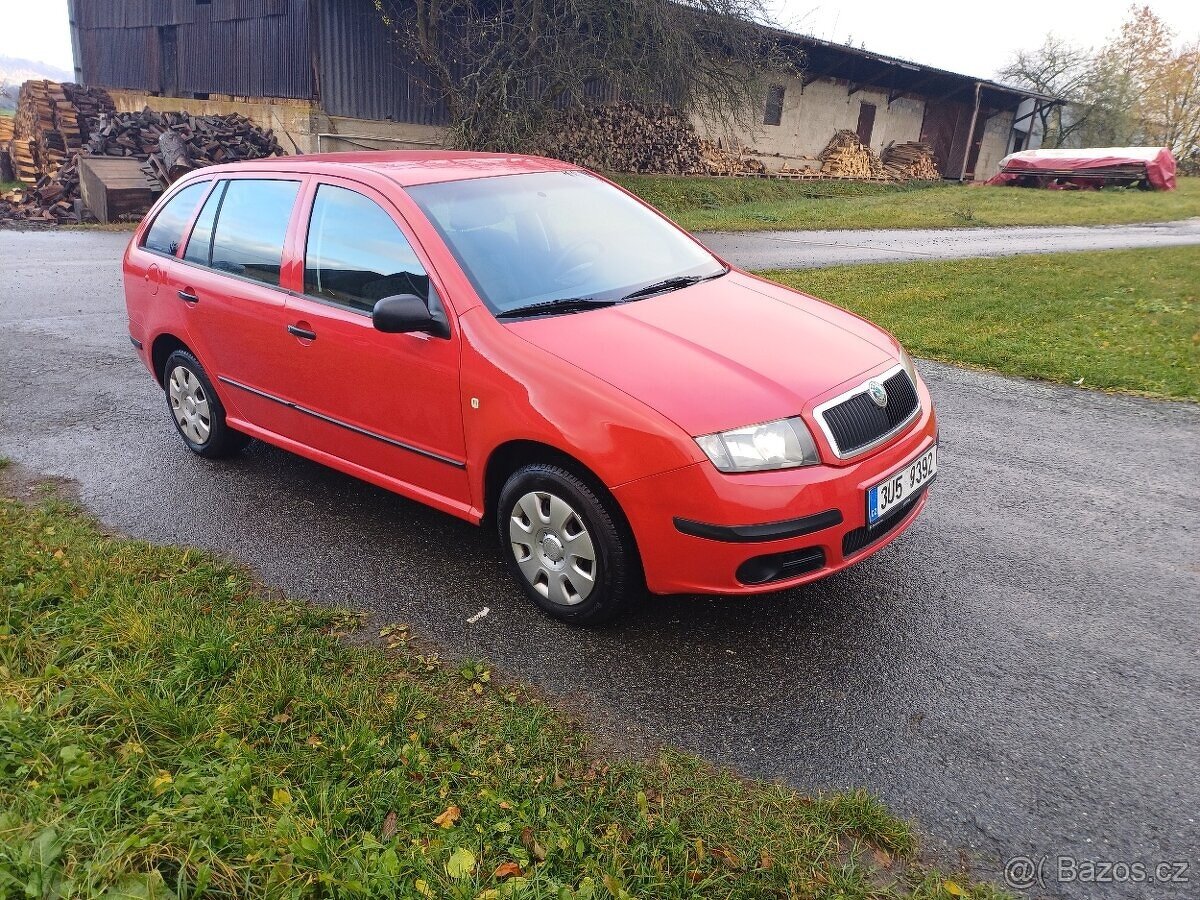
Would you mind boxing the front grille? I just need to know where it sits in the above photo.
[819,369,919,457]
[842,484,928,557]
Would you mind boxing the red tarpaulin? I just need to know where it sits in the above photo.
[987,147,1177,191]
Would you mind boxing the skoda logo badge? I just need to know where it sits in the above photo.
[867,380,888,408]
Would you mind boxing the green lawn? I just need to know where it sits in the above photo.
[614,175,1200,232]
[761,247,1199,401]
[0,494,1002,899]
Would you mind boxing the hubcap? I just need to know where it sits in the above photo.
[168,365,212,445]
[509,491,597,606]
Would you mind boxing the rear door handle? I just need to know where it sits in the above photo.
[287,324,317,341]
[177,290,199,304]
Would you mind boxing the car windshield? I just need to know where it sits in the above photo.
[406,171,726,316]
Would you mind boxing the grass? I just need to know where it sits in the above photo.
[761,247,1200,401]
[0,494,1003,899]
[0,181,21,195]
[613,174,1200,232]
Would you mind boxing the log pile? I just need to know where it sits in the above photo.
[3,98,285,225]
[818,129,884,179]
[533,103,766,176]
[87,109,285,187]
[880,141,940,180]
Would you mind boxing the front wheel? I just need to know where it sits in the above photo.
[497,464,642,625]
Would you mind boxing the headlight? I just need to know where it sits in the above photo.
[900,348,919,385]
[695,416,820,473]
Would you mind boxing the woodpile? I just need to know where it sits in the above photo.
[2,92,285,225]
[533,102,766,176]
[881,141,940,180]
[818,129,884,179]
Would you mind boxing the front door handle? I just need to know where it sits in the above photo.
[287,324,317,341]
[177,289,199,304]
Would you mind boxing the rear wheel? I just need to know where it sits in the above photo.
[497,464,641,625]
[163,350,249,459]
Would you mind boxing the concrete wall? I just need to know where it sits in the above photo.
[107,90,446,155]
[696,74,926,171]
[975,110,1015,179]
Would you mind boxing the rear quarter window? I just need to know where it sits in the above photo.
[143,181,209,256]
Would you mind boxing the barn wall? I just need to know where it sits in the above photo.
[696,74,926,171]
[975,110,1015,179]
[73,0,311,100]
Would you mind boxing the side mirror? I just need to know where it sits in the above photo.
[372,294,449,338]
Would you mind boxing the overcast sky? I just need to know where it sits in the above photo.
[3,0,1199,83]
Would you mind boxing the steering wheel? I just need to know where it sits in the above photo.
[549,238,605,288]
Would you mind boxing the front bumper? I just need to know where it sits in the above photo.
[613,389,938,595]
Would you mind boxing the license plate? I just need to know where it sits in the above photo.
[868,445,936,526]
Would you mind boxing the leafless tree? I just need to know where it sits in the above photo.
[372,0,798,151]
[998,35,1093,147]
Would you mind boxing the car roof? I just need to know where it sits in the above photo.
[191,150,581,187]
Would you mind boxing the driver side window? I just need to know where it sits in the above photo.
[304,185,429,315]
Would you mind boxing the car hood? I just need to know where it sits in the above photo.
[505,271,898,436]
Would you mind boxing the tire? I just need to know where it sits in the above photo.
[162,350,250,459]
[497,463,642,625]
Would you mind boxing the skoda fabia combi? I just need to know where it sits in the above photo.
[124,151,937,624]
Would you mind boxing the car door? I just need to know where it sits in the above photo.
[162,175,308,439]
[276,178,470,513]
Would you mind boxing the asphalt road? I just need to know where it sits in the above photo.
[1,229,1198,898]
[702,217,1200,269]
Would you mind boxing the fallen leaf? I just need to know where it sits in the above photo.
[433,805,461,828]
[305,735,322,748]
[447,846,476,878]
[380,811,398,841]
[943,881,965,897]
[520,827,547,861]
[493,861,523,879]
[414,879,433,897]
[271,712,291,724]
[272,787,292,806]
[873,848,892,868]
[758,849,774,869]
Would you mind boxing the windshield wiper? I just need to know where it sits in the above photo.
[495,296,619,320]
[619,269,728,302]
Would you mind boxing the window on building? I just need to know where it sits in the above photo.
[763,84,785,126]
[209,179,301,286]
[304,185,430,314]
[142,181,209,256]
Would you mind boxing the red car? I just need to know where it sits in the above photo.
[124,152,937,624]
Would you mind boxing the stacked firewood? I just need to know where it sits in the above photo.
[4,80,115,188]
[533,103,766,176]
[819,129,884,179]
[3,103,285,225]
[881,141,940,180]
[88,109,285,187]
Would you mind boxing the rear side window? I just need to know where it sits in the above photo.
[304,184,429,314]
[183,181,226,266]
[143,181,208,255]
[209,179,301,286]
